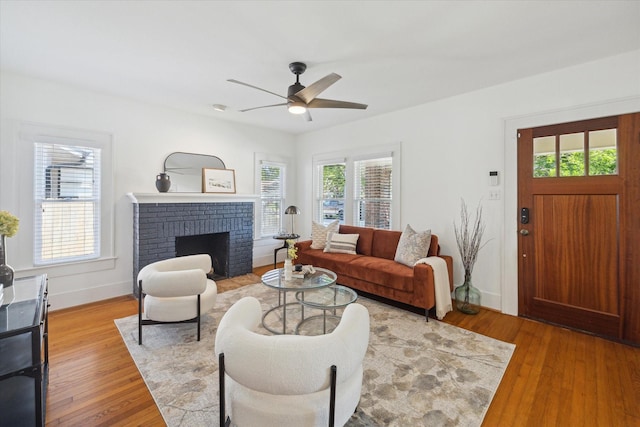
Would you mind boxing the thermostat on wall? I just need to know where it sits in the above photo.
[489,171,499,186]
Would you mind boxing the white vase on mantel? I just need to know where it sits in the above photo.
[284,258,293,281]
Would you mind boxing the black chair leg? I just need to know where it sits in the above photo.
[219,353,227,427]
[197,294,201,341]
[329,365,337,427]
[138,280,143,345]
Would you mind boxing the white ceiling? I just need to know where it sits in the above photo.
[1,1,639,135]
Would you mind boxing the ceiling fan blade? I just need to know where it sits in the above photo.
[304,110,312,122]
[227,79,287,100]
[294,73,341,103]
[239,103,288,112]
[307,98,368,110]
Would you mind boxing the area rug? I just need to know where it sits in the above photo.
[115,283,515,426]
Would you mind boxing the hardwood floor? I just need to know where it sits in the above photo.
[46,266,640,426]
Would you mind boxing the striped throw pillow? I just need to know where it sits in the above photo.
[324,232,359,254]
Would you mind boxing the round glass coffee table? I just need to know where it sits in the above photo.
[261,267,337,335]
[295,285,358,335]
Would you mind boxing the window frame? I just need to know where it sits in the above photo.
[254,153,292,239]
[312,144,401,230]
[11,122,115,276]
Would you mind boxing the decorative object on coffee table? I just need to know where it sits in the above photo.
[155,172,171,192]
[283,238,298,281]
[453,199,487,314]
[0,210,19,302]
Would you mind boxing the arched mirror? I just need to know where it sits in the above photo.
[163,152,226,192]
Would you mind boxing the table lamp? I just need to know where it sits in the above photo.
[284,205,301,235]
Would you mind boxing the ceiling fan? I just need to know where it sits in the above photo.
[228,62,368,122]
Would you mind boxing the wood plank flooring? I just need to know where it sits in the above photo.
[45,266,640,426]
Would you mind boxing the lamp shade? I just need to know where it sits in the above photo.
[284,206,301,215]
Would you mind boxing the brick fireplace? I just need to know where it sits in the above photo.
[128,193,256,294]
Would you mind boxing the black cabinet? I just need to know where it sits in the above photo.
[0,275,49,427]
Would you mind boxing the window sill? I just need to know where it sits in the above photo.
[15,256,117,279]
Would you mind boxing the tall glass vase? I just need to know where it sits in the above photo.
[0,234,15,304]
[454,268,481,315]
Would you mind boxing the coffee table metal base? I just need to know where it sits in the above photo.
[262,301,302,335]
[260,268,338,335]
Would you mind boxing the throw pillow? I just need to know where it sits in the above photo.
[310,220,340,249]
[324,232,359,254]
[394,224,432,267]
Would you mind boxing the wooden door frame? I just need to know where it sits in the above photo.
[501,98,640,316]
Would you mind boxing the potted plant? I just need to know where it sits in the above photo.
[0,210,19,304]
[453,200,487,314]
[283,239,298,280]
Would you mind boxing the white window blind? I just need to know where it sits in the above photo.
[260,161,285,236]
[354,156,392,229]
[34,142,101,264]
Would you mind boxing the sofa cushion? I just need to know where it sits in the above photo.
[394,225,432,267]
[347,256,414,292]
[324,232,359,254]
[296,249,362,276]
[371,229,402,260]
[339,225,374,255]
[310,220,339,249]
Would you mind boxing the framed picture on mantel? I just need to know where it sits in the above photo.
[202,168,236,193]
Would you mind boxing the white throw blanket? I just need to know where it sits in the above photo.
[414,256,452,320]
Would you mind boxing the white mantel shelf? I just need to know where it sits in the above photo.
[127,192,259,204]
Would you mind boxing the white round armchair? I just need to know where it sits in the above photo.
[137,254,217,345]
[215,296,370,427]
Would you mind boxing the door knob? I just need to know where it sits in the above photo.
[520,229,529,236]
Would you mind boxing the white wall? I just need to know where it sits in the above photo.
[0,71,295,310]
[2,50,638,313]
[294,50,640,313]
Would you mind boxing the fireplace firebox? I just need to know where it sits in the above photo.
[176,232,229,280]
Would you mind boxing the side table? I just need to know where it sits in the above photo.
[272,234,299,269]
[295,285,358,335]
[0,274,49,427]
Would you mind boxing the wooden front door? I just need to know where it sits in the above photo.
[517,114,639,341]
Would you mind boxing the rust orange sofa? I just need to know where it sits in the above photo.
[295,225,453,318]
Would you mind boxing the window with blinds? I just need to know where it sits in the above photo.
[354,157,392,229]
[34,142,101,264]
[260,162,285,236]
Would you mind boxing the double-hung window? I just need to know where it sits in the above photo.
[14,122,113,272]
[259,161,286,237]
[314,145,400,230]
[34,142,101,264]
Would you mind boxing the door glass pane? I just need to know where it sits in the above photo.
[588,128,617,176]
[533,136,556,177]
[559,132,585,177]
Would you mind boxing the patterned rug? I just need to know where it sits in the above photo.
[115,283,515,426]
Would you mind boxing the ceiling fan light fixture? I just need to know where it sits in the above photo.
[288,101,307,115]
